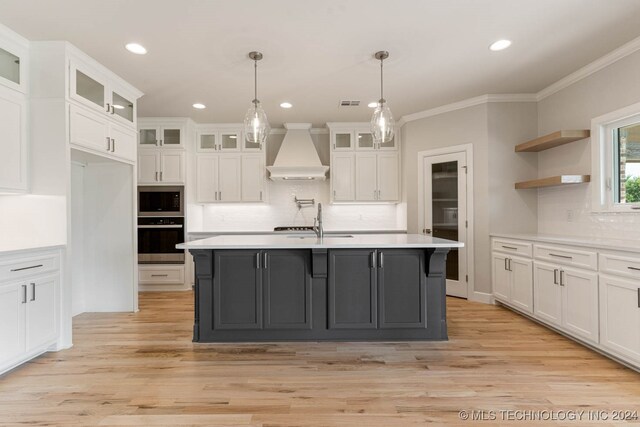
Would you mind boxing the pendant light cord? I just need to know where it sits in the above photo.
[254,59,258,106]
[379,57,384,104]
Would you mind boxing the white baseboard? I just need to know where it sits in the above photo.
[470,291,494,304]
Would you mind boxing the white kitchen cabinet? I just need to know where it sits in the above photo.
[330,153,355,201]
[26,275,58,351]
[218,155,242,202]
[109,122,137,162]
[377,153,399,201]
[331,130,354,151]
[492,252,533,314]
[355,130,374,150]
[0,87,27,193]
[562,267,599,343]
[0,250,61,375]
[0,38,27,93]
[138,123,185,149]
[533,262,563,327]
[0,281,25,367]
[355,153,378,201]
[197,130,241,152]
[599,274,640,365]
[196,155,219,203]
[137,150,185,184]
[241,154,265,202]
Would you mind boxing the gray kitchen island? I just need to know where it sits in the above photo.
[177,234,463,342]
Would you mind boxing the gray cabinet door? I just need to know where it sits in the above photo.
[378,249,426,329]
[328,249,377,329]
[213,250,262,329]
[263,250,312,329]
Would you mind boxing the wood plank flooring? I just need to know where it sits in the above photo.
[1,292,639,426]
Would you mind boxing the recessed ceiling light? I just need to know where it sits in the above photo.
[489,39,511,51]
[368,102,378,108]
[280,102,293,109]
[192,103,206,109]
[112,104,125,110]
[125,43,147,55]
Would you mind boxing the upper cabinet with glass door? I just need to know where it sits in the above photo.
[196,127,255,152]
[0,34,28,93]
[69,59,139,128]
[139,120,186,150]
[356,128,397,151]
[328,123,398,152]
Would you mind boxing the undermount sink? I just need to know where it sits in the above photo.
[286,234,353,239]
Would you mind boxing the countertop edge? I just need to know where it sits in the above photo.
[0,244,67,256]
[490,233,640,254]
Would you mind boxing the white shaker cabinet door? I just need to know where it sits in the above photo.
[138,151,160,184]
[0,90,27,192]
[196,155,219,203]
[69,104,110,154]
[561,267,599,344]
[26,275,58,352]
[492,253,510,302]
[331,153,355,201]
[377,152,399,201]
[0,282,25,367]
[533,262,562,327]
[218,155,241,202]
[510,257,533,314]
[599,274,640,364]
[160,152,185,184]
[241,154,265,202]
[355,153,377,201]
[109,123,136,162]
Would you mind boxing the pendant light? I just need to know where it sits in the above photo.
[244,51,270,146]
[370,51,395,144]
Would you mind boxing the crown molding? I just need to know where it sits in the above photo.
[400,94,537,124]
[269,128,328,135]
[536,34,640,101]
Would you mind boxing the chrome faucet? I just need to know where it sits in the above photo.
[313,203,324,238]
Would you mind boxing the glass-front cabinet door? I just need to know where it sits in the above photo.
[220,132,241,152]
[139,127,160,147]
[162,128,182,148]
[378,135,397,150]
[0,46,21,91]
[111,90,135,124]
[198,132,217,151]
[70,62,107,112]
[332,131,353,151]
[356,131,375,150]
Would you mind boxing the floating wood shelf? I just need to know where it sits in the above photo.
[515,130,590,152]
[515,175,591,189]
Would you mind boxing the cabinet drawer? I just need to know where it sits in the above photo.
[534,244,597,271]
[492,239,532,257]
[599,252,640,280]
[139,266,185,284]
[0,253,59,282]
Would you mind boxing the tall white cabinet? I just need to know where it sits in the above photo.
[138,118,187,185]
[327,123,400,204]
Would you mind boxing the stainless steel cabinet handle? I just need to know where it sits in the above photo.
[559,270,565,286]
[370,251,376,269]
[637,288,640,308]
[549,253,572,259]
[504,258,508,271]
[378,251,384,268]
[502,245,518,250]
[628,266,640,271]
[263,252,268,269]
[256,253,261,269]
[214,191,218,201]
[30,283,36,301]
[22,285,27,304]
[155,171,158,182]
[159,140,163,146]
[151,274,169,277]
[259,191,263,201]
[508,258,512,271]
[218,191,222,200]
[553,268,558,285]
[111,138,116,152]
[10,264,43,272]
[159,171,163,181]
[111,105,115,114]
[106,103,111,113]
[106,136,111,151]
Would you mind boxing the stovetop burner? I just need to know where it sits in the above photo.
[274,226,315,232]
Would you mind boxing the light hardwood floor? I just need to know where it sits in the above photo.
[0,292,638,426]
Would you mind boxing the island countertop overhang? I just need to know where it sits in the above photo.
[177,233,463,250]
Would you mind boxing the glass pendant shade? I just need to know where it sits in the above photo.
[371,101,395,143]
[244,100,270,144]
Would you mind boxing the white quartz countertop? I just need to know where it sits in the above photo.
[177,234,463,250]
[491,233,640,254]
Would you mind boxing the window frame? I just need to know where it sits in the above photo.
[591,101,640,213]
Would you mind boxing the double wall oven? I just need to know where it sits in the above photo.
[138,186,185,264]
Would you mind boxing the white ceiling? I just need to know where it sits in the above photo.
[1,0,640,127]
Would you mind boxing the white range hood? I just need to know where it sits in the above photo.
[267,123,329,181]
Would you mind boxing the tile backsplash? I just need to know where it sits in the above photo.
[187,180,406,232]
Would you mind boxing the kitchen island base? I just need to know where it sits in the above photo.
[190,247,450,342]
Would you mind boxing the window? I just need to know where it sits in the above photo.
[592,103,640,212]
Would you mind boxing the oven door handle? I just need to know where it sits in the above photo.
[137,225,184,229]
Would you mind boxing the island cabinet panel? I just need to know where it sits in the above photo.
[213,250,262,330]
[328,250,377,329]
[378,249,426,329]
[263,250,312,330]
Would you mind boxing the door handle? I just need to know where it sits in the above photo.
[111,138,116,152]
[22,284,27,304]
[150,274,169,277]
[263,252,268,269]
[549,253,572,260]
[219,191,222,200]
[260,191,263,201]
[106,103,111,113]
[502,245,518,250]
[504,258,508,271]
[110,105,115,114]
[423,228,431,235]
[159,171,163,181]
[155,171,159,182]
[30,283,36,301]
[256,252,261,269]
[370,251,376,269]
[508,258,512,271]
[10,264,43,272]
[378,251,384,268]
[553,268,558,285]
[106,136,111,151]
[559,270,565,286]
[637,288,640,308]
[628,266,640,271]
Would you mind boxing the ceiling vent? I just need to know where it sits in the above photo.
[339,100,360,107]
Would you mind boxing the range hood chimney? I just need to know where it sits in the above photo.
[267,123,329,181]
